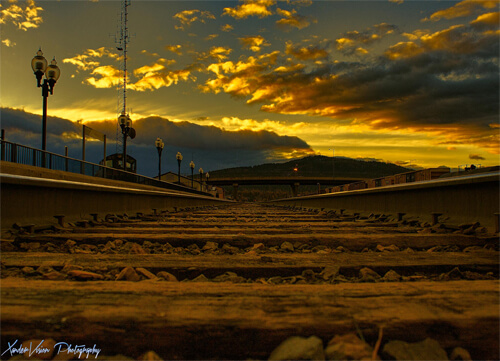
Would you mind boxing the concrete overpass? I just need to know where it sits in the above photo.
[206,176,366,199]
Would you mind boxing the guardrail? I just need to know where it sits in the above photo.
[0,139,209,196]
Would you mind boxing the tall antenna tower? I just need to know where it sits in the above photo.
[115,0,131,154]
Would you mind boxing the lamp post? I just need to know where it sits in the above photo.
[155,137,164,179]
[31,48,60,156]
[199,167,204,191]
[206,172,210,192]
[190,160,195,188]
[176,152,183,184]
[119,113,135,171]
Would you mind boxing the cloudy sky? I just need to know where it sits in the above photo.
[1,0,499,176]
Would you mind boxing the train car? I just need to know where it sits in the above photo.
[100,153,137,173]
[415,167,450,182]
[383,175,395,186]
[330,185,345,193]
[347,181,368,191]
[331,167,452,193]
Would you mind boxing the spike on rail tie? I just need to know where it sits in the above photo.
[432,212,442,226]
[53,215,65,227]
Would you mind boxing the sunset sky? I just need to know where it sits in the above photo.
[1,0,499,176]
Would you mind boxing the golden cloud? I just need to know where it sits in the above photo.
[165,45,183,55]
[174,9,215,30]
[1,38,16,47]
[221,24,234,32]
[384,41,424,60]
[336,23,398,55]
[202,25,497,153]
[239,35,270,52]
[141,50,160,58]
[386,21,499,59]
[285,42,328,60]
[133,61,167,77]
[219,116,306,136]
[470,11,499,28]
[197,46,233,62]
[85,66,122,88]
[223,0,275,19]
[200,51,280,96]
[63,56,100,71]
[205,34,219,41]
[0,0,42,31]
[402,29,431,41]
[130,68,195,92]
[423,0,497,22]
[274,63,306,73]
[276,8,313,30]
[63,47,118,71]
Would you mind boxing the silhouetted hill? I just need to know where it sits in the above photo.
[209,155,409,179]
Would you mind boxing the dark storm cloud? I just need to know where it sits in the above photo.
[88,116,311,152]
[200,15,498,153]
[1,107,80,136]
[0,108,313,176]
[469,153,485,160]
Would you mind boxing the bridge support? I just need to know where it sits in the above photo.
[232,183,239,201]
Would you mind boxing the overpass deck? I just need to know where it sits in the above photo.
[207,176,366,186]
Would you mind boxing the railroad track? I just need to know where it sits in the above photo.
[1,203,498,360]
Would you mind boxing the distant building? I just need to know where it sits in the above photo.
[100,153,137,173]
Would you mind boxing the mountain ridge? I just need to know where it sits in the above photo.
[208,155,411,179]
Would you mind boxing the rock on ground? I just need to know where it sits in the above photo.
[116,267,141,282]
[325,333,377,360]
[382,338,448,360]
[268,336,324,360]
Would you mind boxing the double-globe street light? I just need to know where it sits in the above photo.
[31,48,61,155]
[176,152,183,184]
[155,137,164,179]
[189,161,195,188]
[119,113,136,171]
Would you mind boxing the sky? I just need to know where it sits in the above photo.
[1,0,499,177]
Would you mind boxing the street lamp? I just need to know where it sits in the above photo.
[176,152,183,184]
[31,48,60,153]
[206,172,210,191]
[199,167,204,191]
[155,137,164,179]
[190,160,195,188]
[119,112,136,171]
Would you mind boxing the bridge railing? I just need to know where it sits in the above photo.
[0,139,210,196]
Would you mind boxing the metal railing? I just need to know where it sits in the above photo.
[0,139,211,196]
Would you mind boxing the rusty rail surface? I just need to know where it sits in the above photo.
[264,172,500,232]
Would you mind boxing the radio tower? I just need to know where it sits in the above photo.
[115,0,131,155]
